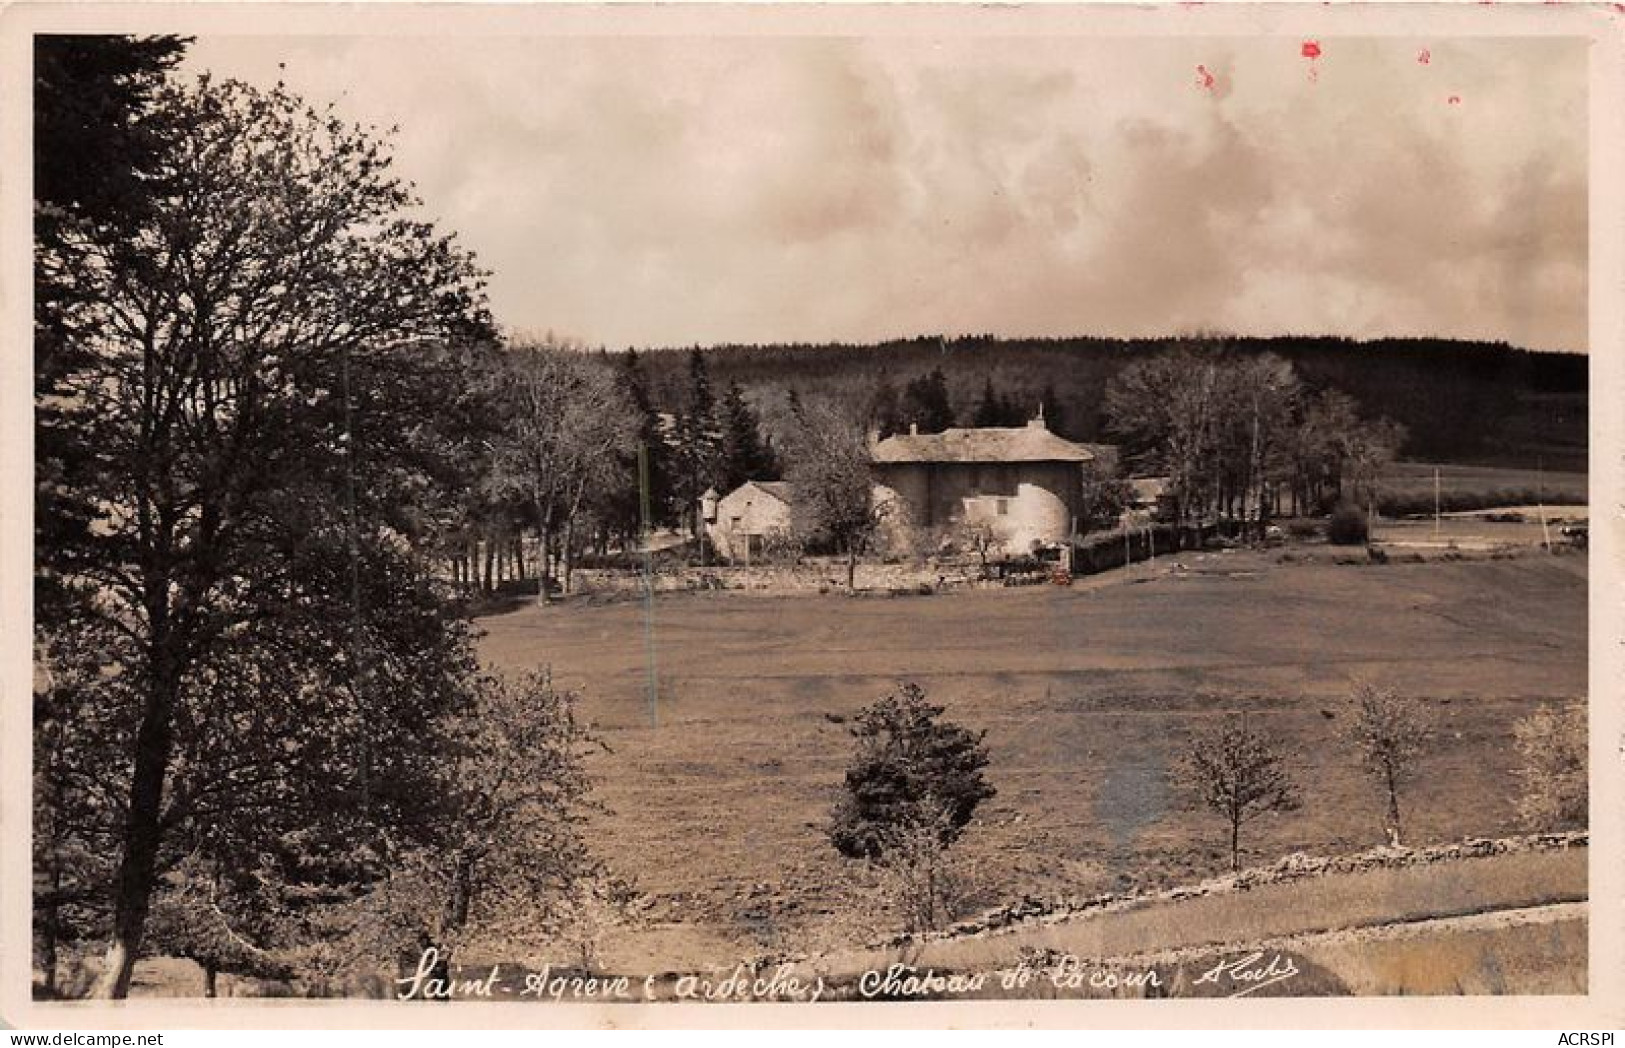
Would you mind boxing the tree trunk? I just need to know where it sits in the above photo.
[92,641,181,999]
[203,960,218,999]
[847,545,857,590]
[513,535,526,582]
[430,850,476,997]
[482,536,495,593]
[39,869,60,997]
[536,502,555,606]
[445,852,474,933]
[1230,818,1241,872]
[1385,765,1403,845]
[563,516,576,595]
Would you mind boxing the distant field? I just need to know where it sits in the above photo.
[476,552,1587,973]
[1379,462,1586,515]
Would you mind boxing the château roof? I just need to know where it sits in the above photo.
[871,419,1096,465]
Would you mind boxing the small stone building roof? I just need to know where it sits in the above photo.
[722,480,793,504]
[746,481,793,503]
[872,419,1096,465]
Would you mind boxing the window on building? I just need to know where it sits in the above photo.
[996,498,1009,516]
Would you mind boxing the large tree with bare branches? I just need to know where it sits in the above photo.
[483,344,640,601]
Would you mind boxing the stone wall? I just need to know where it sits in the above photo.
[569,559,1036,599]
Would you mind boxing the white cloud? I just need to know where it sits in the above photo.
[183,32,1588,351]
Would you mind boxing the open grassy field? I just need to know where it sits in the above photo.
[1379,461,1587,515]
[475,551,1587,973]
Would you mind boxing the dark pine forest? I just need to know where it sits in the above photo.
[624,335,1587,472]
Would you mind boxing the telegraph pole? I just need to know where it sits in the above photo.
[639,443,659,727]
[1433,466,1441,541]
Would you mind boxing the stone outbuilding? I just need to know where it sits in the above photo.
[702,480,794,563]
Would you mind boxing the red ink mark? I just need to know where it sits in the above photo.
[1196,64,1216,91]
[1448,94,1462,105]
[1301,40,1322,59]
[1417,48,1431,65]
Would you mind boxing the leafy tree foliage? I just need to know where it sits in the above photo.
[312,670,611,979]
[622,333,1578,473]
[830,682,996,861]
[484,344,638,598]
[900,366,955,434]
[954,516,1010,575]
[971,376,1025,428]
[143,853,296,997]
[34,35,190,632]
[1513,702,1587,831]
[1078,459,1135,534]
[1325,501,1370,545]
[1106,348,1407,534]
[1346,683,1432,846]
[36,64,494,997]
[614,349,677,531]
[715,380,778,492]
[1039,380,1066,434]
[866,373,904,439]
[779,397,888,589]
[33,35,190,222]
[1179,716,1301,872]
[32,619,133,997]
[671,349,723,535]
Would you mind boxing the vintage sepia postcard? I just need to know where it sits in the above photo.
[2,0,1622,1032]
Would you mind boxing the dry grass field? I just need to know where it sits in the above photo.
[1379,462,1587,515]
[475,550,1587,973]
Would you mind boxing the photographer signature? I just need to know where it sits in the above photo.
[1191,951,1301,997]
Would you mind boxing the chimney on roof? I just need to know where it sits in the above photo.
[909,422,919,436]
[1028,403,1047,430]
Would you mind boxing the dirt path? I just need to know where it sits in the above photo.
[1107,900,1586,968]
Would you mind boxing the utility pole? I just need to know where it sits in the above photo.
[1537,457,1552,553]
[1433,466,1441,541]
[639,443,659,727]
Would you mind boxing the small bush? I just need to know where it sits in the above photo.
[1326,503,1369,545]
[829,682,995,861]
[1285,518,1323,540]
[1513,703,1587,830]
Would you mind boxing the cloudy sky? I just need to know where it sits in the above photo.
[184,31,1588,352]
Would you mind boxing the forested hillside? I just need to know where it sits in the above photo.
[624,336,1586,471]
